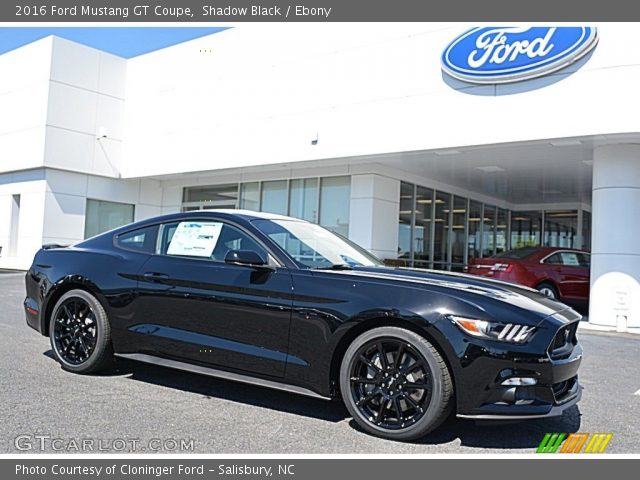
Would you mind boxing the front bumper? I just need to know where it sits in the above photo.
[457,385,581,419]
[435,311,583,419]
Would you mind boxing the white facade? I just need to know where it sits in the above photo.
[1,24,639,330]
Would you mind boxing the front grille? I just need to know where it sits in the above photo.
[549,321,578,358]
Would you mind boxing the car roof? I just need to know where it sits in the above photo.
[77,209,309,246]
[136,209,309,226]
[497,246,589,261]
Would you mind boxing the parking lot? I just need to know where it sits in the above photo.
[1,271,639,454]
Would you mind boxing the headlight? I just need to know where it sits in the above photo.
[450,316,535,343]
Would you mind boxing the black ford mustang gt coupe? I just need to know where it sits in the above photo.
[24,210,582,441]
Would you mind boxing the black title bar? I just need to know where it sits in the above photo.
[3,1,640,22]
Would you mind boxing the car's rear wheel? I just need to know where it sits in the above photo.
[537,282,559,299]
[49,289,113,374]
[339,326,453,441]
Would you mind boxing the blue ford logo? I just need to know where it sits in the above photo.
[442,27,598,84]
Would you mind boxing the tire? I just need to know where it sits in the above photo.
[536,282,559,299]
[339,326,453,441]
[49,289,114,374]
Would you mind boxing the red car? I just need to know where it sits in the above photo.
[465,247,590,306]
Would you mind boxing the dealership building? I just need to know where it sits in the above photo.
[1,23,639,331]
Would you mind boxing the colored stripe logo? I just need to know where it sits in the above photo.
[537,433,613,453]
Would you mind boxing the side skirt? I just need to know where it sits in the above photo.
[115,353,331,401]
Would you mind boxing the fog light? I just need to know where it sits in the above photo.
[501,377,537,386]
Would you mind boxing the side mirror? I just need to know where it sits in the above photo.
[224,249,272,269]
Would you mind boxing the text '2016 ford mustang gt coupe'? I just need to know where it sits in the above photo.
[24,210,582,441]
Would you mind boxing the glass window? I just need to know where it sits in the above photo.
[543,252,563,265]
[482,205,496,257]
[254,219,380,269]
[398,182,414,262]
[467,201,482,261]
[239,182,260,211]
[85,199,134,239]
[545,251,590,267]
[433,191,451,269]
[413,186,434,268]
[497,247,539,260]
[261,180,288,215]
[183,184,238,209]
[319,176,350,237]
[511,211,542,248]
[544,210,578,248]
[289,178,318,222]
[582,211,591,251]
[559,251,582,266]
[577,252,590,267]
[159,222,179,254]
[115,225,158,253]
[450,196,467,269]
[496,208,508,254]
[161,220,267,263]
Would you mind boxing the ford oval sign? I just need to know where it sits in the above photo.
[442,27,598,84]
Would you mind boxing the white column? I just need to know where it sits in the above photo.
[590,144,640,330]
[348,174,400,260]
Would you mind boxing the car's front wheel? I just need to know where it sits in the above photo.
[339,326,453,441]
[49,289,114,374]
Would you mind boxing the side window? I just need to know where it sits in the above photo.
[576,253,591,268]
[577,253,591,268]
[160,220,268,263]
[559,252,581,266]
[115,225,158,253]
[159,222,180,254]
[543,253,562,265]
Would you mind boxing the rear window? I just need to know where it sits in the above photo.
[495,247,539,260]
[115,225,158,253]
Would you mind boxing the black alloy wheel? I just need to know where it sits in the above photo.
[49,289,114,373]
[349,338,432,430]
[53,297,97,365]
[340,327,453,441]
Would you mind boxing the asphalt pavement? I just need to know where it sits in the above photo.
[1,271,639,454]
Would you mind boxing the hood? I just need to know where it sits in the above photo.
[323,266,578,322]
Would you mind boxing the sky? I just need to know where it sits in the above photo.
[0,27,227,58]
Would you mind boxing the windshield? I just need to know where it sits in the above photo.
[253,219,383,269]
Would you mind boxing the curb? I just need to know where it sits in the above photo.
[578,321,640,336]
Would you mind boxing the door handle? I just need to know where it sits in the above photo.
[143,272,169,281]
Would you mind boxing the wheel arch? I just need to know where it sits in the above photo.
[327,315,456,399]
[42,277,105,336]
[534,279,560,297]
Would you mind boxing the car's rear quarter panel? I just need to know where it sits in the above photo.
[25,246,149,340]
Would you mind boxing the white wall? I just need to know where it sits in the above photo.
[0,168,163,270]
[590,145,640,330]
[349,174,400,259]
[0,170,47,270]
[123,23,640,178]
[0,38,51,175]
[44,37,126,177]
[42,169,163,248]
